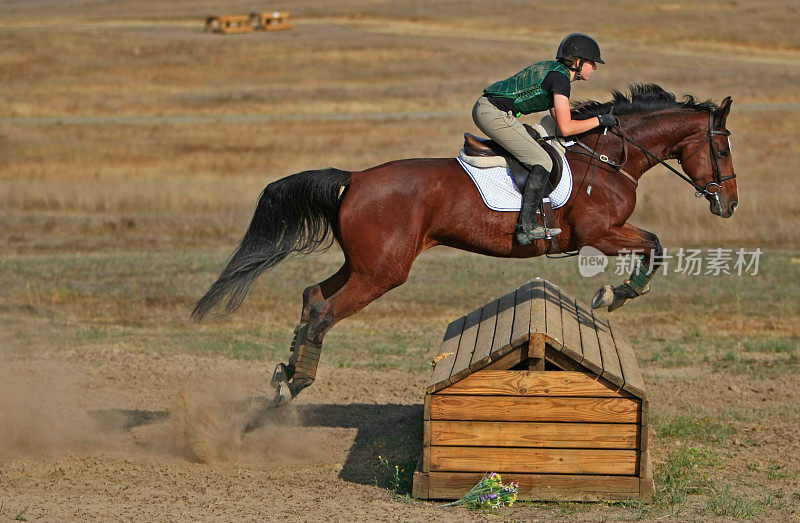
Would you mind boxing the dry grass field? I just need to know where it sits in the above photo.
[1,1,799,520]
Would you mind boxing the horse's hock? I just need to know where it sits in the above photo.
[413,278,654,502]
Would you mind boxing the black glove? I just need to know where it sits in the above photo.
[597,113,617,127]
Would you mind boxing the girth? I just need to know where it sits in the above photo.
[462,124,563,192]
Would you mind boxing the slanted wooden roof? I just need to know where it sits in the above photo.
[426,278,647,399]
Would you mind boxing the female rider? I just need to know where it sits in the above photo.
[472,33,616,245]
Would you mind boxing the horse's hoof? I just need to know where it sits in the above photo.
[607,283,640,312]
[273,381,293,406]
[271,363,289,387]
[591,285,614,309]
[608,297,632,312]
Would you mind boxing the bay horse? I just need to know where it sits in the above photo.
[192,84,738,403]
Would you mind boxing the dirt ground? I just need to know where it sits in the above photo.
[1,345,798,521]
[2,1,800,521]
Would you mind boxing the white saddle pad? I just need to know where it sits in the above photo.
[456,154,573,212]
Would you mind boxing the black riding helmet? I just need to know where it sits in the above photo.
[556,33,604,64]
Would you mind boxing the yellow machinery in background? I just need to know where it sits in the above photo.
[205,12,294,34]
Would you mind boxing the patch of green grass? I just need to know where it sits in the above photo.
[655,413,737,444]
[742,336,799,354]
[704,484,772,519]
[195,337,281,360]
[324,331,433,371]
[74,326,112,342]
[372,418,422,498]
[645,333,799,373]
[767,463,797,482]
[377,454,418,497]
[655,446,718,508]
[612,446,722,519]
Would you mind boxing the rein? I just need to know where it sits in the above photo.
[567,108,735,199]
[570,138,638,187]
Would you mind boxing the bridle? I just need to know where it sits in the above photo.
[614,108,736,201]
[569,108,736,205]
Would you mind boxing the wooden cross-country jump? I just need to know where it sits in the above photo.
[413,278,653,502]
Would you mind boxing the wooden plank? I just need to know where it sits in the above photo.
[553,282,582,308]
[489,289,517,361]
[543,281,564,349]
[423,445,431,473]
[559,292,585,365]
[639,440,654,500]
[430,446,638,475]
[431,420,639,449]
[424,419,431,447]
[412,471,429,499]
[430,395,640,423]
[425,472,641,501]
[510,281,533,347]
[423,394,431,420]
[575,297,603,376]
[447,307,483,384]
[639,399,650,480]
[640,403,649,450]
[426,315,466,393]
[530,279,546,334]
[412,454,428,499]
[592,309,624,388]
[640,452,655,500]
[639,428,651,476]
[544,349,630,395]
[469,297,499,371]
[528,333,546,371]
[436,370,627,397]
[608,318,647,399]
[545,346,585,372]
[483,347,525,371]
[640,475,655,502]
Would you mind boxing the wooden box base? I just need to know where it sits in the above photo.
[413,471,654,502]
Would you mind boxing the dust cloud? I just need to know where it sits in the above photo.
[167,383,325,465]
[0,355,325,466]
[0,358,118,460]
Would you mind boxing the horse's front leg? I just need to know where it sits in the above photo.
[588,223,664,312]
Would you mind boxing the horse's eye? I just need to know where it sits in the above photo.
[718,150,729,158]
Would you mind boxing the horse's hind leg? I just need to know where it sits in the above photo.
[287,264,351,352]
[300,263,352,323]
[275,269,408,403]
[273,263,351,397]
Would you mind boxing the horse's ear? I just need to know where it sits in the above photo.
[715,96,732,129]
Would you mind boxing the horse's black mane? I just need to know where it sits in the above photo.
[572,83,719,119]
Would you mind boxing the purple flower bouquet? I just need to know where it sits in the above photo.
[442,472,519,509]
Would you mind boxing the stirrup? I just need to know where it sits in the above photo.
[515,225,562,246]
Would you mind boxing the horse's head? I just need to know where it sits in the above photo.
[677,97,738,218]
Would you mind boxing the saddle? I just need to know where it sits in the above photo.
[461,123,564,253]
[462,123,564,193]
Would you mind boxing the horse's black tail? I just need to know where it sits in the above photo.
[191,167,351,322]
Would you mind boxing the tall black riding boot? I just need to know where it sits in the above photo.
[515,164,562,246]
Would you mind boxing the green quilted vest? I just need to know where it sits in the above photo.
[483,60,571,115]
